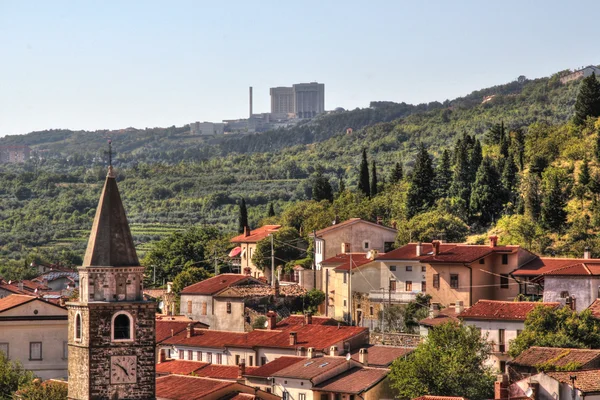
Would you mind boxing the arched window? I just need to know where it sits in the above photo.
[75,313,82,341]
[112,312,133,341]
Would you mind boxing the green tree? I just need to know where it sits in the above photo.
[485,121,505,145]
[493,215,542,250]
[389,323,495,400]
[404,293,432,333]
[541,174,568,232]
[301,289,326,313]
[171,266,213,295]
[396,211,469,245]
[370,161,378,196]
[358,149,371,197]
[267,203,275,217]
[596,132,600,162]
[501,153,518,193]
[0,350,35,400]
[390,162,403,183]
[433,149,452,199]
[16,379,69,400]
[252,226,304,273]
[579,157,591,187]
[509,306,600,358]
[574,72,600,125]
[238,198,249,234]
[406,143,435,217]
[338,174,346,194]
[470,157,503,225]
[312,168,334,202]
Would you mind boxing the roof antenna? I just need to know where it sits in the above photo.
[107,139,115,178]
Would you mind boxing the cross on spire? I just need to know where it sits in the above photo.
[106,139,115,178]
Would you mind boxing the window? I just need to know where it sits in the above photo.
[369,306,374,316]
[201,302,207,315]
[450,274,459,289]
[0,343,8,358]
[406,266,412,272]
[502,254,508,265]
[500,361,507,373]
[343,299,347,307]
[283,393,289,400]
[299,394,306,400]
[500,274,509,289]
[187,301,192,314]
[207,352,212,363]
[321,395,329,400]
[227,302,232,314]
[63,341,68,359]
[422,281,426,292]
[433,274,440,289]
[75,313,82,341]
[112,313,132,341]
[479,258,485,264]
[30,342,42,360]
[249,356,254,366]
[405,281,412,291]
[343,272,347,284]
[384,242,394,252]
[168,349,172,358]
[389,265,396,272]
[179,350,184,360]
[216,353,222,364]
[389,280,396,292]
[421,266,426,272]
[498,329,505,345]
[363,241,370,249]
[261,356,267,366]
[197,351,202,361]
[188,350,193,360]
[235,355,240,365]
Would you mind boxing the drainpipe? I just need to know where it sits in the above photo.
[464,263,472,306]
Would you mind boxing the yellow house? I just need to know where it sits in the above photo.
[230,225,281,280]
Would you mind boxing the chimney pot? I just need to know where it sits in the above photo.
[584,247,591,259]
[289,331,297,346]
[359,348,368,366]
[392,221,397,229]
[429,303,440,318]
[329,346,339,357]
[238,359,246,378]
[267,311,277,330]
[244,226,250,237]
[455,301,464,315]
[376,216,383,225]
[432,241,441,256]
[307,347,315,359]
[186,323,194,338]
[304,312,312,325]
[489,235,498,248]
[158,349,167,364]
[416,242,422,257]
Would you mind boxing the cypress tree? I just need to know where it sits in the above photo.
[370,161,378,196]
[312,168,334,202]
[450,137,472,209]
[390,162,403,183]
[358,149,371,197]
[267,203,275,217]
[596,133,600,162]
[541,174,567,232]
[338,174,346,194]
[406,143,435,218]
[470,157,503,225]
[523,173,541,222]
[579,157,591,187]
[502,153,518,193]
[469,140,483,182]
[433,149,452,199]
[238,198,248,234]
[574,72,600,125]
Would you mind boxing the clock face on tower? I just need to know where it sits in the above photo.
[110,355,137,384]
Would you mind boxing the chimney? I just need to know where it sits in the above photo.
[494,374,509,400]
[296,346,306,356]
[267,311,277,330]
[570,296,577,311]
[307,347,315,359]
[167,282,173,293]
[249,87,253,118]
[432,241,440,256]
[158,349,167,364]
[333,215,340,225]
[489,235,498,248]
[528,381,539,400]
[367,250,378,260]
[17,282,23,291]
[392,221,397,229]
[244,226,250,237]
[376,216,383,225]
[329,346,339,357]
[342,243,351,253]
[186,323,194,338]
[304,312,312,325]
[238,359,246,378]
[289,332,297,346]
[359,348,368,366]
[584,247,591,259]
[416,242,422,257]
[429,303,440,318]
[455,300,464,315]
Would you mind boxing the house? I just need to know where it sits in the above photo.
[244,356,306,392]
[509,370,600,400]
[312,218,397,290]
[159,314,369,368]
[33,270,79,291]
[155,374,281,400]
[418,302,461,336]
[0,294,68,379]
[458,300,560,373]
[507,347,600,383]
[0,279,30,298]
[230,225,282,280]
[349,345,414,368]
[156,358,259,381]
[560,65,600,84]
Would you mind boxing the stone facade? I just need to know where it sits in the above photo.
[369,332,421,347]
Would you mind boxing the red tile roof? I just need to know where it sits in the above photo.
[376,243,456,261]
[193,364,258,380]
[315,218,397,236]
[458,301,559,321]
[513,257,600,277]
[277,315,342,327]
[314,367,389,394]
[0,294,37,312]
[156,360,209,375]
[350,345,414,367]
[0,281,30,295]
[413,396,468,400]
[181,274,263,295]
[230,225,281,243]
[155,375,233,400]
[333,254,373,271]
[155,319,207,344]
[245,356,305,378]
[419,308,459,327]
[542,263,600,276]
[162,329,249,348]
[509,347,600,369]
[546,370,600,393]
[420,245,517,264]
[272,356,351,379]
[588,299,600,319]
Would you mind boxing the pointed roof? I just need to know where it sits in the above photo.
[82,167,139,267]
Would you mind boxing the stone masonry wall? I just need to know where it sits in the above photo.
[370,331,421,347]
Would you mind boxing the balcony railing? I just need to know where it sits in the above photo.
[368,290,417,303]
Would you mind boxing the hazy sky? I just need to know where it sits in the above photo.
[1,1,599,136]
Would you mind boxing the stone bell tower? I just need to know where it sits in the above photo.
[67,166,155,400]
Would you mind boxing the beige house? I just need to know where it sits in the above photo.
[0,294,68,379]
[313,218,397,291]
[231,225,281,279]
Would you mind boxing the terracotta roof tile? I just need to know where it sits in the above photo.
[162,329,249,348]
[181,274,263,295]
[543,263,600,276]
[155,375,233,400]
[412,396,468,400]
[513,257,600,277]
[156,319,208,344]
[0,294,36,312]
[156,360,209,375]
[230,225,281,244]
[193,364,258,380]
[588,299,600,319]
[546,370,600,393]
[376,243,456,261]
[420,245,517,264]
[314,367,389,394]
[244,356,305,377]
[458,301,559,321]
[350,345,414,367]
[272,356,351,379]
[314,218,396,236]
[419,308,459,327]
[510,347,600,369]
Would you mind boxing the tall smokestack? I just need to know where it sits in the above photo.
[249,86,253,118]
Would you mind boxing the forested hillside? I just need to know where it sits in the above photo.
[0,67,598,281]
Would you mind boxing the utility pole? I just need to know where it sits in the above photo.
[214,249,219,275]
[270,234,275,287]
[348,253,353,325]
[381,287,385,344]
[312,230,317,290]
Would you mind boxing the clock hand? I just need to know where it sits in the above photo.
[117,363,129,377]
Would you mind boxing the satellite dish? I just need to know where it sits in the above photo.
[264,320,269,328]
[346,353,351,361]
[525,388,533,398]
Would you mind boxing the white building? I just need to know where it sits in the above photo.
[190,121,225,136]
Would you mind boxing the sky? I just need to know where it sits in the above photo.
[1,0,599,136]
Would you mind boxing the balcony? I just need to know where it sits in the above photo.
[368,289,417,304]
[494,344,507,353]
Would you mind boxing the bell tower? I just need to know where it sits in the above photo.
[67,166,155,400]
